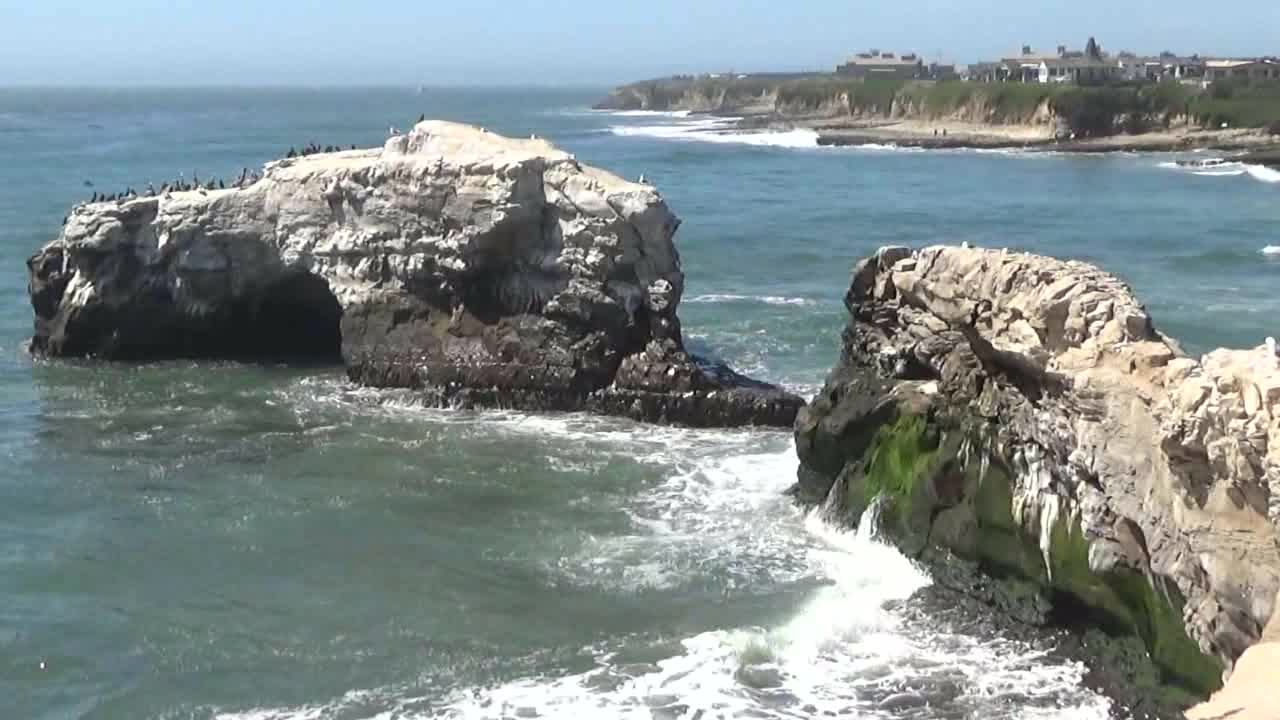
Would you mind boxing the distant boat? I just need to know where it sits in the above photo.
[1176,157,1233,169]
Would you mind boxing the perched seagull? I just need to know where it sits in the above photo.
[638,174,647,184]
[961,241,971,249]
[1267,336,1277,358]
[388,126,399,136]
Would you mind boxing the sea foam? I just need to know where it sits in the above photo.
[1246,164,1280,184]
[609,116,820,149]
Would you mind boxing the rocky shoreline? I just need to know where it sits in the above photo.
[795,245,1280,718]
[25,121,802,428]
[812,124,1278,154]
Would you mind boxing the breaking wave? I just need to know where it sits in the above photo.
[1246,164,1280,184]
[1159,159,1280,184]
[686,293,814,306]
[602,109,694,118]
[608,116,820,149]
[208,383,1113,720]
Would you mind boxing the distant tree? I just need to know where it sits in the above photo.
[1085,37,1102,59]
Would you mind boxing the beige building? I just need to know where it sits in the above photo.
[836,51,924,79]
[1204,58,1280,82]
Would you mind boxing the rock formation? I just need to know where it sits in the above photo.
[795,246,1280,713]
[26,121,801,427]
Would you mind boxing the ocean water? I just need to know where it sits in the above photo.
[1,87,1278,720]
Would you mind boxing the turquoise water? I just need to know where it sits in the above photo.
[2,88,1278,720]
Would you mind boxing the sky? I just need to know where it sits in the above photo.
[2,0,1278,87]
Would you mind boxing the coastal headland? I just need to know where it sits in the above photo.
[595,74,1280,154]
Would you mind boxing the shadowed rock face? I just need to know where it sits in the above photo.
[26,121,802,427]
[796,245,1280,710]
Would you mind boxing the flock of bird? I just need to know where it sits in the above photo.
[80,129,387,209]
[77,168,264,207]
[287,143,357,158]
[74,113,646,217]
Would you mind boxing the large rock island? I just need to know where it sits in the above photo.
[796,246,1280,716]
[26,121,801,427]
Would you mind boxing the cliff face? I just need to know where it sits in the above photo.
[795,246,1280,711]
[597,78,1206,139]
[595,78,1060,126]
[27,121,802,427]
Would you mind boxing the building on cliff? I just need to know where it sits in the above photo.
[1039,56,1123,84]
[974,39,1121,85]
[1204,57,1280,82]
[836,50,924,79]
[1115,52,1204,82]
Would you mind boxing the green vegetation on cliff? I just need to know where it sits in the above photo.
[598,75,1280,137]
[1192,78,1280,131]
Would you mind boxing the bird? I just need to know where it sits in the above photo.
[389,126,399,136]
[1267,336,1277,358]
[961,241,971,249]
[91,191,99,202]
[638,174,648,184]
[418,113,425,123]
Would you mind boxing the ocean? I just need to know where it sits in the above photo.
[1,87,1278,720]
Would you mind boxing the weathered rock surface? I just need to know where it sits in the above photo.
[27,121,801,427]
[796,245,1280,714]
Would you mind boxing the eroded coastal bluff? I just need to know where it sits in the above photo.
[797,245,1280,718]
[25,121,801,427]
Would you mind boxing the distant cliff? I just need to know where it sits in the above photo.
[598,76,1280,139]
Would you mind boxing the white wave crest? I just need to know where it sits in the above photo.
[1261,246,1280,256]
[1193,168,1247,177]
[609,119,819,149]
[1246,164,1280,184]
[686,293,814,306]
[603,109,694,118]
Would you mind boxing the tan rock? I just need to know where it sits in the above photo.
[810,245,1280,705]
[1186,642,1280,720]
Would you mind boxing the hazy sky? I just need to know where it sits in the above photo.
[2,0,1277,86]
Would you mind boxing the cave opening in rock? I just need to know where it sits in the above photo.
[236,272,343,364]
